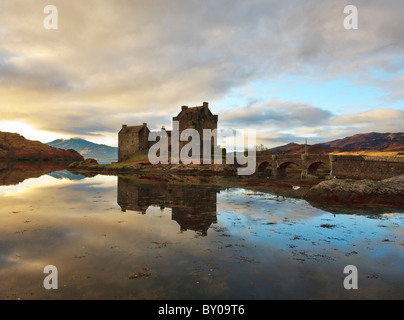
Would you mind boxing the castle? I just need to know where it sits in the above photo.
[118,102,218,162]
[117,176,220,236]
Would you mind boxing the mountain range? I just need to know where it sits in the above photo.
[47,132,404,159]
[47,138,118,160]
[1,131,403,163]
[270,132,404,155]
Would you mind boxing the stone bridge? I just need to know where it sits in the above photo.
[255,151,404,180]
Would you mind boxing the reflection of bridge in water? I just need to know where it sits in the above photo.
[256,152,404,180]
[117,177,221,236]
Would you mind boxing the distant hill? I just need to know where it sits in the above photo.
[0,132,84,162]
[270,132,404,155]
[322,132,404,151]
[47,138,118,160]
[271,142,298,150]
[270,142,307,154]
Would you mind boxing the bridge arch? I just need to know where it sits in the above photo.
[275,161,301,179]
[277,161,299,170]
[258,161,271,170]
[308,161,324,170]
[257,161,272,177]
[307,161,330,178]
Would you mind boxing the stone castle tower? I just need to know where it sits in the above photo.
[173,102,218,151]
[118,102,218,162]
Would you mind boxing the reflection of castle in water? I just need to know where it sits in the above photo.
[117,177,220,236]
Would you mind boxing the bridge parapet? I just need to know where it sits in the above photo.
[331,155,404,180]
[255,153,404,180]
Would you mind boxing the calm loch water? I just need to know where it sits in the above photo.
[0,168,403,300]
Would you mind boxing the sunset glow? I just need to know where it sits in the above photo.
[0,121,69,143]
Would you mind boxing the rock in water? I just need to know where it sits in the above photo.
[303,179,404,208]
[382,174,404,185]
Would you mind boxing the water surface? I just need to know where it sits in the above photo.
[0,169,403,299]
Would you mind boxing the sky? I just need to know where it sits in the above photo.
[0,0,403,148]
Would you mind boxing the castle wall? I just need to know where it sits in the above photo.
[138,127,149,151]
[118,124,149,162]
[118,133,139,162]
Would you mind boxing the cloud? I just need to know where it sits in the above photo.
[217,99,334,147]
[385,74,404,101]
[220,100,333,128]
[0,0,404,144]
[220,103,404,147]
[331,109,404,125]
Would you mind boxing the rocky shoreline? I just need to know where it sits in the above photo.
[303,177,404,210]
[68,158,237,175]
[68,159,404,210]
[67,159,318,198]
